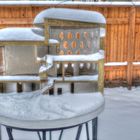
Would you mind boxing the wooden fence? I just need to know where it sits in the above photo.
[0,2,140,87]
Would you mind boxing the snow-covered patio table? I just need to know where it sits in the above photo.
[0,91,104,140]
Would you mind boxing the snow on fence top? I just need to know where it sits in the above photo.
[33,8,106,26]
[0,1,137,6]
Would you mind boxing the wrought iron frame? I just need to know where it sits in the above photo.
[3,117,98,140]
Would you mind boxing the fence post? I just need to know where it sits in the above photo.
[127,6,136,89]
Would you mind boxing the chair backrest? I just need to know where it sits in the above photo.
[44,19,101,55]
[34,8,106,93]
[49,27,100,55]
[44,19,102,77]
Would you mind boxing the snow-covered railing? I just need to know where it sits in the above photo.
[38,51,104,93]
[0,76,40,83]
[48,52,104,62]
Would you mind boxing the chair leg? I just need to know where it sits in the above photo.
[71,82,74,93]
[75,124,83,140]
[49,131,52,140]
[37,132,42,140]
[92,118,98,140]
[42,131,46,140]
[85,122,90,140]
[6,127,14,140]
[59,130,63,140]
[49,88,54,95]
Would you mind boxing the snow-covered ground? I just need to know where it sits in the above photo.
[1,87,140,140]
[99,87,140,140]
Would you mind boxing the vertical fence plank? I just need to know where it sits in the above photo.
[127,7,136,89]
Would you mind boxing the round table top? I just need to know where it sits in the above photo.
[0,92,104,130]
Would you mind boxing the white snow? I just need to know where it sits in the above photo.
[0,27,59,45]
[100,28,106,38]
[110,2,134,6]
[31,28,60,44]
[39,64,49,73]
[31,27,44,36]
[0,92,103,121]
[36,57,46,63]
[134,2,140,6]
[0,1,136,6]
[47,52,104,62]
[39,55,54,73]
[0,28,44,41]
[133,62,140,65]
[105,62,127,66]
[0,76,40,82]
[1,86,140,140]
[61,75,98,82]
[98,87,140,140]
[0,1,62,5]
[104,62,140,66]
[34,8,106,26]
[39,63,53,73]
[51,75,98,82]
[49,39,59,44]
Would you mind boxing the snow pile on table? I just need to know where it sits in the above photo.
[0,92,103,121]
[2,87,140,140]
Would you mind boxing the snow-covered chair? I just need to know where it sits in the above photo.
[0,27,59,93]
[34,8,106,93]
[0,8,106,140]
